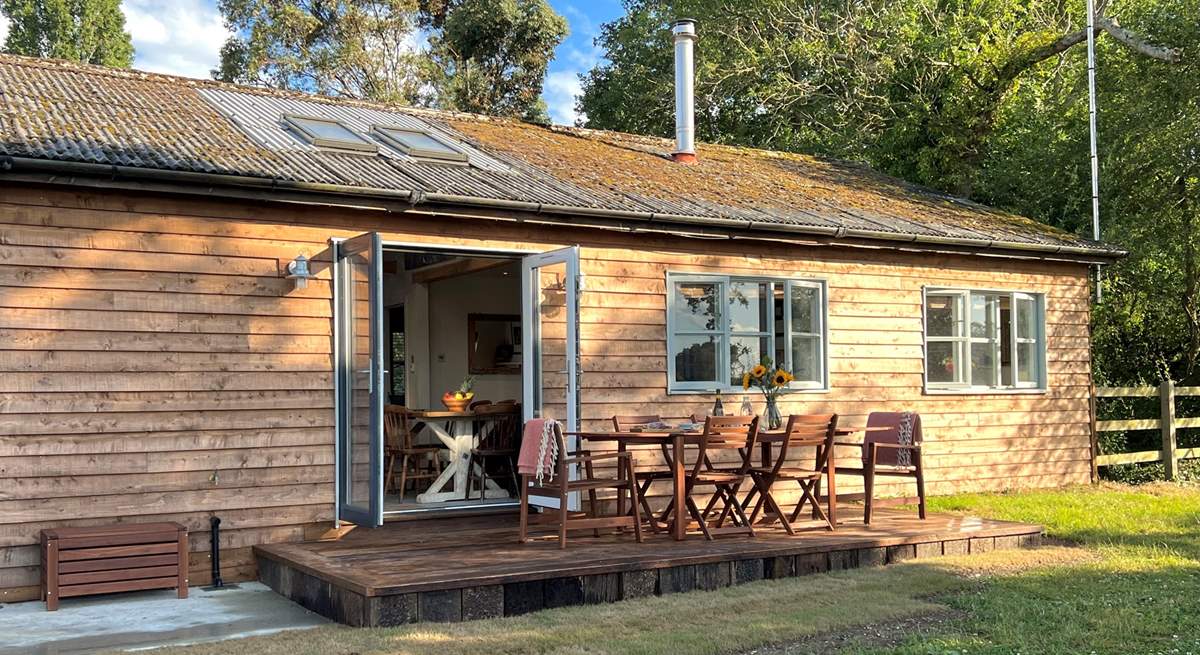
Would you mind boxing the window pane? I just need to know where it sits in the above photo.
[1016,297,1037,340]
[926,341,961,383]
[728,281,768,332]
[969,293,999,339]
[970,342,997,386]
[379,127,463,157]
[1017,342,1037,384]
[674,335,719,382]
[791,335,821,383]
[292,117,369,144]
[773,284,786,367]
[672,282,720,331]
[926,294,962,337]
[731,336,769,385]
[790,284,819,334]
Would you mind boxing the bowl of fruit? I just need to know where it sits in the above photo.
[442,376,476,412]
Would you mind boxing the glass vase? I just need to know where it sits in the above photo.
[764,396,783,430]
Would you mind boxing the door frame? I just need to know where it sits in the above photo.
[333,237,579,523]
[521,246,582,510]
[332,233,386,527]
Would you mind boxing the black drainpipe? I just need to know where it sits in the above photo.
[209,516,225,588]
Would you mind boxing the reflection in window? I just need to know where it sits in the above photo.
[668,275,827,391]
[925,289,1044,390]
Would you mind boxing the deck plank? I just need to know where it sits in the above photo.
[255,508,1041,597]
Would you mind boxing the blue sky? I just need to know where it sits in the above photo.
[0,1,624,126]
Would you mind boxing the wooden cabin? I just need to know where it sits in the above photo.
[0,54,1122,603]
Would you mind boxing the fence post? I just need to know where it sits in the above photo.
[1161,379,1178,480]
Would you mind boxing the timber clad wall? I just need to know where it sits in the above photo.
[0,184,1093,602]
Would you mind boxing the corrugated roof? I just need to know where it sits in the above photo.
[0,54,1122,258]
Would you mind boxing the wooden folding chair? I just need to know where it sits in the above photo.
[833,412,926,524]
[747,413,839,534]
[684,415,759,540]
[612,415,672,532]
[519,421,643,549]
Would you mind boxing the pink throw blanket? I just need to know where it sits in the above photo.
[517,418,560,483]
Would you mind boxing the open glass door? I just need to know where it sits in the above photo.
[334,233,385,527]
[521,247,581,509]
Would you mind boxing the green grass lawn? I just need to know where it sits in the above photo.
[146,483,1200,655]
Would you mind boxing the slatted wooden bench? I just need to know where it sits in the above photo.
[41,522,188,610]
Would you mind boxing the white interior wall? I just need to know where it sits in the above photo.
[384,258,521,409]
[427,264,522,403]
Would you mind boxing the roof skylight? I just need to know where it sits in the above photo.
[283,115,377,152]
[372,126,468,163]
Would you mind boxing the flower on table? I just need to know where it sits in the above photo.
[750,364,768,379]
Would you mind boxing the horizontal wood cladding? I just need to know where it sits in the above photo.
[0,184,1094,600]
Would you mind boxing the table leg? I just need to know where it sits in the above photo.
[617,441,627,520]
[827,445,837,529]
[673,434,685,541]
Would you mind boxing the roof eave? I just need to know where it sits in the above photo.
[0,155,1127,264]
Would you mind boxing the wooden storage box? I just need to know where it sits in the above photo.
[41,522,188,610]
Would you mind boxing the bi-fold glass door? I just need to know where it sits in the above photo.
[334,233,385,527]
[333,235,580,525]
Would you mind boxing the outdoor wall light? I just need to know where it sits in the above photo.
[286,254,318,289]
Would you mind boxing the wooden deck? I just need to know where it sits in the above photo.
[254,507,1042,626]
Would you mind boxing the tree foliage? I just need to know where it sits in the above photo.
[214,0,566,120]
[1,0,134,67]
[582,0,1198,386]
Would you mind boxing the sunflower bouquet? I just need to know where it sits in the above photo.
[740,357,794,429]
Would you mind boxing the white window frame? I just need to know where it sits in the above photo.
[666,272,829,394]
[372,125,469,164]
[922,287,1047,394]
[283,114,377,153]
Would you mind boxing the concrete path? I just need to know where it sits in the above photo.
[0,582,329,654]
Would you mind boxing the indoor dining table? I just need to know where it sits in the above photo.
[411,409,504,503]
[570,424,887,540]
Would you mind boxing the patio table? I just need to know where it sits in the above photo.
[571,425,887,539]
[412,409,503,503]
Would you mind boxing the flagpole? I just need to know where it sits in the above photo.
[1086,0,1102,302]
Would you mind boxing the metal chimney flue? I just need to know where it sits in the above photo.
[671,19,697,163]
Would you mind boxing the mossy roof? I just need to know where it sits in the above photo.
[0,53,1119,257]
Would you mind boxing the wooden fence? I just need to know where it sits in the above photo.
[1093,380,1200,479]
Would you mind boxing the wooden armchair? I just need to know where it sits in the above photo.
[747,414,838,534]
[833,412,926,524]
[519,420,643,549]
[384,405,442,499]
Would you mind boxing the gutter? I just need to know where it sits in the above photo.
[0,155,1127,263]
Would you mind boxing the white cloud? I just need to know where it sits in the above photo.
[122,0,230,79]
[0,14,9,45]
[544,70,584,126]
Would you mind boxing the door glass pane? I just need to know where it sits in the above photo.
[674,335,719,382]
[730,335,769,385]
[926,341,961,383]
[790,284,820,334]
[672,281,720,331]
[791,335,821,383]
[532,262,569,421]
[728,281,767,332]
[342,244,375,515]
[926,294,962,337]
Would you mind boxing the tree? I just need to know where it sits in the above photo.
[1,0,134,67]
[214,0,567,120]
[213,0,425,104]
[425,0,567,122]
[581,0,1197,389]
